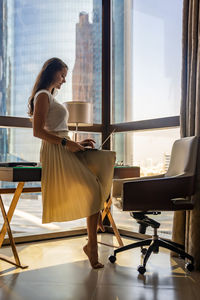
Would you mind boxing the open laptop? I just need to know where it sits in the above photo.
[84,129,116,151]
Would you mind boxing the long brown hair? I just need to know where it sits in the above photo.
[28,57,68,116]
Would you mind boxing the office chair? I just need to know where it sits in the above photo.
[109,136,198,274]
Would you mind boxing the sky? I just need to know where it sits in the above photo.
[132,0,183,121]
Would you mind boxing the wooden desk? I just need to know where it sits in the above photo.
[0,165,41,268]
[114,166,140,179]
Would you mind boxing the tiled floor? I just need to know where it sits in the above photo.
[0,234,199,300]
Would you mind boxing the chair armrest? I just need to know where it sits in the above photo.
[122,176,195,211]
[112,174,164,198]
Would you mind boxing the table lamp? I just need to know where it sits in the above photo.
[63,101,93,141]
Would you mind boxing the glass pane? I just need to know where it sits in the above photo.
[0,128,40,163]
[1,0,102,123]
[112,0,183,123]
[0,128,101,236]
[1,193,87,236]
[112,127,180,238]
[113,127,180,175]
[113,206,174,238]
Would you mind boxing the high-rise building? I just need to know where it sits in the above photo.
[72,12,93,103]
[0,0,7,115]
[163,153,171,173]
[72,1,102,125]
[112,0,133,165]
[92,0,102,124]
[71,6,101,141]
[0,0,8,161]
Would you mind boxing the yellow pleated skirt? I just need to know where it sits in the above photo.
[40,131,116,223]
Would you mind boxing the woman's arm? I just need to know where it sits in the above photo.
[33,93,84,152]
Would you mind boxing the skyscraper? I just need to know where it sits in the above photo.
[71,8,101,141]
[92,0,102,124]
[72,0,133,162]
[112,0,133,165]
[72,12,93,103]
[72,1,102,124]
[0,0,8,161]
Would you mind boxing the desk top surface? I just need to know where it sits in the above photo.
[0,163,42,182]
[0,162,140,182]
[0,162,39,167]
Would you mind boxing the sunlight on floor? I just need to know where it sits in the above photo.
[0,234,199,300]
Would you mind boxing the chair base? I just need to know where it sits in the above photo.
[109,235,194,274]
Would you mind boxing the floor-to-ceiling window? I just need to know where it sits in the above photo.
[0,0,183,240]
[111,0,183,238]
[0,0,102,236]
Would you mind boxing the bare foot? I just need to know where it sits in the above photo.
[83,245,104,269]
[97,212,105,232]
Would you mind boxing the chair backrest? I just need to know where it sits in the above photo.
[165,136,198,178]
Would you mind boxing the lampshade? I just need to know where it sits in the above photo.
[63,101,93,126]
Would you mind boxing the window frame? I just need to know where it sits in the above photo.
[0,0,180,242]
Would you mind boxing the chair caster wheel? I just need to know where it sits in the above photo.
[109,255,116,263]
[137,265,146,275]
[185,262,194,272]
[141,248,147,255]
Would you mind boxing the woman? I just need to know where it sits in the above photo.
[28,57,115,269]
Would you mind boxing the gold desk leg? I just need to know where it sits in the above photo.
[0,182,25,247]
[0,183,28,269]
[101,197,124,248]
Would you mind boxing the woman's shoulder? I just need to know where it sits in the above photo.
[34,89,52,103]
[34,89,51,98]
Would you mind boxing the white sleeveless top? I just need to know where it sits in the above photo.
[34,89,69,132]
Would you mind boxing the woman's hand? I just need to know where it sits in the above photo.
[79,139,96,149]
[67,140,85,152]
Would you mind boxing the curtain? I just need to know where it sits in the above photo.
[172,0,200,270]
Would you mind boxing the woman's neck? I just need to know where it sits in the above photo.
[45,87,54,94]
